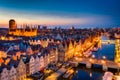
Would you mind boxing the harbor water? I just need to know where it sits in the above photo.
[72,36,115,80]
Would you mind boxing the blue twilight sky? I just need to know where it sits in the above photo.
[0,0,120,28]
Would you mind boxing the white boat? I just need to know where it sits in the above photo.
[114,75,120,80]
[63,69,74,78]
[69,61,78,67]
[92,47,98,52]
[103,72,113,80]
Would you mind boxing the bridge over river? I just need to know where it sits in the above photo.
[71,57,120,71]
[102,40,115,44]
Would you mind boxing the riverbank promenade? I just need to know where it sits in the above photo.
[73,57,120,69]
[45,68,67,80]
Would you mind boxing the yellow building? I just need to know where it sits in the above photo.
[9,28,37,37]
[65,41,74,61]
[8,19,37,37]
[115,39,120,63]
[65,40,84,61]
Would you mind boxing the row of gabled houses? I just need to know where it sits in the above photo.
[0,28,101,80]
[0,59,26,80]
[0,45,59,80]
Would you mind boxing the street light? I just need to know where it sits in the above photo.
[92,55,95,59]
[101,60,105,65]
[102,56,106,60]
[75,57,78,60]
[76,71,78,80]
[90,72,92,79]
[80,54,82,57]
[89,58,93,63]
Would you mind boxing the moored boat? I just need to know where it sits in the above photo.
[92,47,98,52]
[103,72,113,80]
[63,68,74,79]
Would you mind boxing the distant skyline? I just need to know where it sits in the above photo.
[0,0,120,28]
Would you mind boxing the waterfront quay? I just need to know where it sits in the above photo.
[72,57,120,71]
[45,67,67,80]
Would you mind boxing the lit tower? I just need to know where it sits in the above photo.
[9,19,17,30]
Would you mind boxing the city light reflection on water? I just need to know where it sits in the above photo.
[72,69,103,80]
[72,36,115,80]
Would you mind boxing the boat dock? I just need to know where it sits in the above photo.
[45,68,67,80]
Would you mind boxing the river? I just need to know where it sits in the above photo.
[72,36,115,80]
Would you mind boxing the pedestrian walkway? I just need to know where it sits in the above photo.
[45,68,67,80]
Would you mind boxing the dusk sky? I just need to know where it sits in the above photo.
[0,0,120,28]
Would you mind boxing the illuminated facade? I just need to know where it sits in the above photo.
[65,36,100,61]
[9,19,37,37]
[9,28,37,37]
[44,54,49,67]
[9,66,17,80]
[65,41,74,61]
[39,56,44,70]
[65,40,83,61]
[17,59,26,80]
[35,56,40,73]
[49,48,58,63]
[0,68,9,80]
[58,43,65,62]
[29,56,35,75]
[115,39,120,63]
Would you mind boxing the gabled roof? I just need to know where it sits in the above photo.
[55,34,63,40]
[22,55,31,64]
[8,59,20,68]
